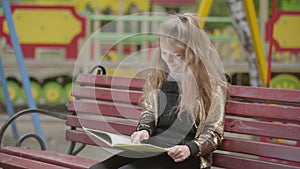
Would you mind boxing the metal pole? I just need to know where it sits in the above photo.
[243,0,268,86]
[0,55,19,139]
[197,0,214,28]
[267,0,277,87]
[1,0,46,145]
[259,0,269,55]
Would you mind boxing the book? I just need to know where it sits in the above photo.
[84,127,168,153]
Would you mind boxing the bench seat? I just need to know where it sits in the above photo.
[0,73,299,169]
[0,146,98,169]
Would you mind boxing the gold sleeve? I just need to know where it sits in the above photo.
[194,86,226,156]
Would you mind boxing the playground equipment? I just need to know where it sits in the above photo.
[265,0,300,89]
[0,5,240,106]
[199,0,299,88]
[0,5,86,59]
[0,0,299,107]
[0,55,18,139]
[198,0,267,86]
[1,0,45,146]
[0,5,85,106]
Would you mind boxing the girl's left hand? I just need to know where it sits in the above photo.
[166,145,191,162]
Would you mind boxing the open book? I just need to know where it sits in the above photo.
[84,128,167,153]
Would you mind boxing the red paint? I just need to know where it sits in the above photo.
[0,5,86,59]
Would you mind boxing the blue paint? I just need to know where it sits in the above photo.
[0,56,19,139]
[2,0,46,146]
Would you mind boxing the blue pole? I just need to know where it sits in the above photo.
[0,55,19,139]
[1,0,46,145]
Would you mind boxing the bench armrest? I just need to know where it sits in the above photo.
[0,109,66,150]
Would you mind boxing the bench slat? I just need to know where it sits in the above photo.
[66,130,109,147]
[66,115,136,136]
[66,117,300,144]
[220,138,300,163]
[68,100,142,120]
[229,85,300,104]
[76,73,145,90]
[213,153,300,169]
[224,118,300,141]
[226,101,300,122]
[0,152,69,169]
[66,130,140,149]
[0,146,97,169]
[72,86,142,105]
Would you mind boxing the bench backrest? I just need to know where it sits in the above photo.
[215,85,300,169]
[67,73,300,169]
[66,73,145,147]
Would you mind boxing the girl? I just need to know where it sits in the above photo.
[90,13,228,169]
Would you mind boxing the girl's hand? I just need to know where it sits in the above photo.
[130,130,149,144]
[166,145,191,162]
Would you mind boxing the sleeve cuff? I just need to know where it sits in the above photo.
[185,141,199,157]
[136,124,152,135]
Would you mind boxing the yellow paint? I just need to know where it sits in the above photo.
[128,0,150,12]
[75,0,150,13]
[7,81,20,102]
[273,15,300,49]
[107,68,136,77]
[243,0,267,86]
[197,0,213,27]
[64,83,73,101]
[101,51,119,61]
[31,87,39,100]
[231,41,241,61]
[8,86,17,101]
[21,0,150,13]
[271,74,300,90]
[3,9,82,44]
[67,90,72,100]
[212,28,221,36]
[46,88,60,102]
[21,0,76,6]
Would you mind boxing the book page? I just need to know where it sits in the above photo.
[84,128,131,146]
[84,128,167,153]
[113,144,168,153]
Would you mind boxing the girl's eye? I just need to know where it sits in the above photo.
[161,51,182,58]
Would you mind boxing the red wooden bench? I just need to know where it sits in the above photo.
[0,72,299,169]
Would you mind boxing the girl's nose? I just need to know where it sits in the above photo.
[167,54,174,62]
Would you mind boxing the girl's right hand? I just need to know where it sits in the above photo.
[131,130,149,144]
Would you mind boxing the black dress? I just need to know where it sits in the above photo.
[89,81,200,169]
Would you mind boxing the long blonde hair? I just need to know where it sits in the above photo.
[143,13,227,119]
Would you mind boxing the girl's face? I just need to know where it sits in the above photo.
[160,38,185,73]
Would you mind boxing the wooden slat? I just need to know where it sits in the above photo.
[220,138,300,162]
[72,86,143,105]
[0,152,69,169]
[224,118,300,140]
[66,115,136,136]
[0,147,97,169]
[76,73,146,90]
[67,100,142,120]
[226,101,300,122]
[66,130,110,147]
[213,153,300,169]
[229,85,300,104]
